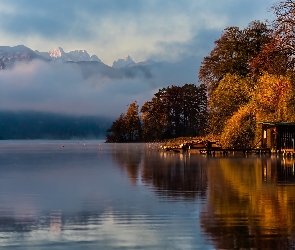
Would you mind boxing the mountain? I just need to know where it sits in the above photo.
[0,45,46,69]
[0,45,201,86]
[112,55,135,68]
[35,47,101,62]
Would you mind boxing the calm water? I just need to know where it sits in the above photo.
[0,141,294,249]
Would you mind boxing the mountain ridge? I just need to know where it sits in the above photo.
[0,45,199,69]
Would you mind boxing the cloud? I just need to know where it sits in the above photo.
[0,55,202,118]
[0,61,152,117]
[0,0,277,65]
[0,0,277,117]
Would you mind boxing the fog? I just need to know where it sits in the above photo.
[0,58,200,118]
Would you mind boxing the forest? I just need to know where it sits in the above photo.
[106,0,295,147]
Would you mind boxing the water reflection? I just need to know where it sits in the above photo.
[201,156,295,249]
[2,142,295,249]
[0,142,210,249]
[111,144,208,200]
[112,144,142,185]
[263,156,295,183]
[141,150,207,200]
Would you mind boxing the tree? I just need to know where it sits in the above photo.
[106,113,126,142]
[272,0,295,55]
[218,73,295,148]
[220,105,256,149]
[199,21,273,93]
[254,73,295,122]
[124,101,142,141]
[106,101,141,142]
[141,84,208,140]
[182,83,207,136]
[141,97,167,141]
[208,74,255,134]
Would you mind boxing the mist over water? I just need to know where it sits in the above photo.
[0,141,294,249]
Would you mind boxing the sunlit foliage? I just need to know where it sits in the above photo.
[208,74,255,134]
[199,21,272,93]
[201,2,295,148]
[220,105,256,149]
[254,73,294,122]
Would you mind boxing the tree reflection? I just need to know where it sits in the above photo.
[112,144,143,185]
[200,156,295,249]
[111,144,208,199]
[141,151,208,199]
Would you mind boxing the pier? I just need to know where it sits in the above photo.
[199,147,271,156]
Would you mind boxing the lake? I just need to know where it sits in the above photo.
[0,141,294,249]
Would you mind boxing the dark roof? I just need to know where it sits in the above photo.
[259,122,295,126]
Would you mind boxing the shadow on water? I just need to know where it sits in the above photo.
[200,155,295,249]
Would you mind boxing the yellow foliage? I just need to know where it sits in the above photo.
[218,73,295,148]
[254,73,294,122]
[209,74,255,134]
[221,104,256,148]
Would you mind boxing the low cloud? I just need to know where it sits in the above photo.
[0,58,200,118]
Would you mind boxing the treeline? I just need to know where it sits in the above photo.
[0,111,111,140]
[106,84,207,142]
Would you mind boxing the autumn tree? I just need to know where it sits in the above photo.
[250,38,290,76]
[272,0,295,60]
[124,101,142,141]
[254,73,295,122]
[248,0,295,76]
[199,1,295,147]
[218,73,295,148]
[141,97,167,141]
[106,101,141,142]
[220,105,256,149]
[141,84,207,140]
[208,74,255,134]
[199,21,273,93]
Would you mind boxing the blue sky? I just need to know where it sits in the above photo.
[0,0,276,65]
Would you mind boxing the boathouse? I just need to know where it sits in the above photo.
[261,122,295,152]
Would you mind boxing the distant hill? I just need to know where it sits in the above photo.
[0,111,112,140]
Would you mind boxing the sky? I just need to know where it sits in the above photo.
[0,0,276,65]
[0,0,278,118]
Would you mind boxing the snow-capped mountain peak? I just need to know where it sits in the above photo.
[35,47,101,62]
[49,47,66,58]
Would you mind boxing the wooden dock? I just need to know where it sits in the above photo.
[199,147,271,156]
